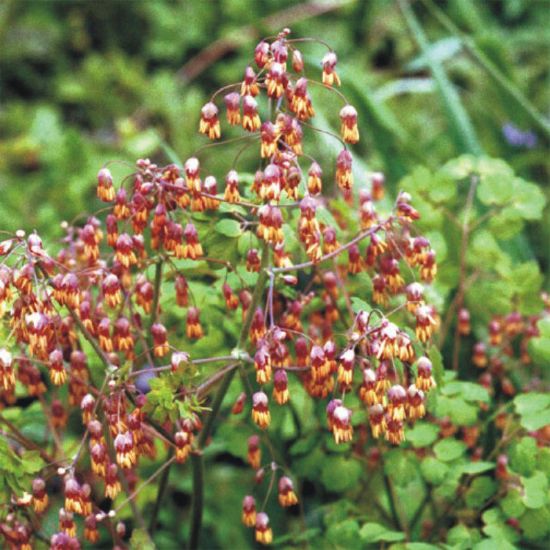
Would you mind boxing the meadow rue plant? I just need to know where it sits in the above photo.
[0,29,548,550]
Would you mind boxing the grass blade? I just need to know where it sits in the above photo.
[421,0,550,140]
[398,0,482,155]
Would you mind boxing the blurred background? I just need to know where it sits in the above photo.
[1,2,549,547]
[0,0,548,264]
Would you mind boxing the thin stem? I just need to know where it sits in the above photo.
[68,310,113,468]
[151,259,163,328]
[116,455,176,516]
[382,471,401,530]
[409,489,430,533]
[261,464,278,511]
[38,395,65,459]
[307,77,350,105]
[195,362,241,399]
[142,454,173,539]
[188,242,271,549]
[267,269,275,327]
[272,220,389,273]
[105,438,147,531]
[452,175,478,371]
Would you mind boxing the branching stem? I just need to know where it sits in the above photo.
[188,242,270,549]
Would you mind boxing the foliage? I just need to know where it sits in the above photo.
[0,1,549,549]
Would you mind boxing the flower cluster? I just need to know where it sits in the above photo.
[0,29,439,548]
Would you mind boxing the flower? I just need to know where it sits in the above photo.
[0,348,15,393]
[151,323,169,357]
[182,223,203,260]
[102,274,122,308]
[186,307,204,339]
[242,495,257,527]
[252,391,271,429]
[273,369,289,404]
[307,162,322,195]
[255,512,273,545]
[175,430,193,463]
[336,149,353,190]
[224,169,241,203]
[278,476,298,507]
[199,102,221,139]
[339,105,359,144]
[322,51,340,87]
[247,435,261,469]
[254,347,272,384]
[242,95,261,132]
[32,478,48,514]
[114,430,136,469]
[415,356,436,391]
[241,66,260,97]
[97,168,115,202]
[328,401,353,444]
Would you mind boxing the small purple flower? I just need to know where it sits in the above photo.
[502,122,537,149]
[135,368,155,394]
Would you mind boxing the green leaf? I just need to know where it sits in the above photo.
[218,201,247,216]
[406,422,439,448]
[441,381,490,403]
[482,524,519,545]
[21,451,45,474]
[432,394,479,426]
[519,507,550,540]
[293,447,324,481]
[447,523,474,546]
[513,180,546,220]
[481,508,520,544]
[214,218,242,238]
[427,345,445,388]
[289,433,321,456]
[399,544,441,550]
[528,337,550,367]
[459,461,495,475]
[500,489,526,519]
[383,449,419,486]
[351,297,370,314]
[477,172,515,206]
[359,522,405,543]
[320,456,362,493]
[420,457,449,485]
[473,539,514,550]
[129,528,156,550]
[465,477,498,509]
[434,439,467,462]
[509,437,538,476]
[521,472,548,509]
[488,207,524,240]
[514,393,550,431]
[537,448,550,477]
[536,318,550,339]
[527,320,550,366]
[507,262,543,296]
[427,172,457,204]
[326,519,361,550]
[419,0,550,139]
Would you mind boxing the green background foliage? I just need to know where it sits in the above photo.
[1,0,549,548]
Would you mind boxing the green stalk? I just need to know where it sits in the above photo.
[421,0,550,139]
[398,0,482,155]
[148,449,174,535]
[188,243,270,549]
